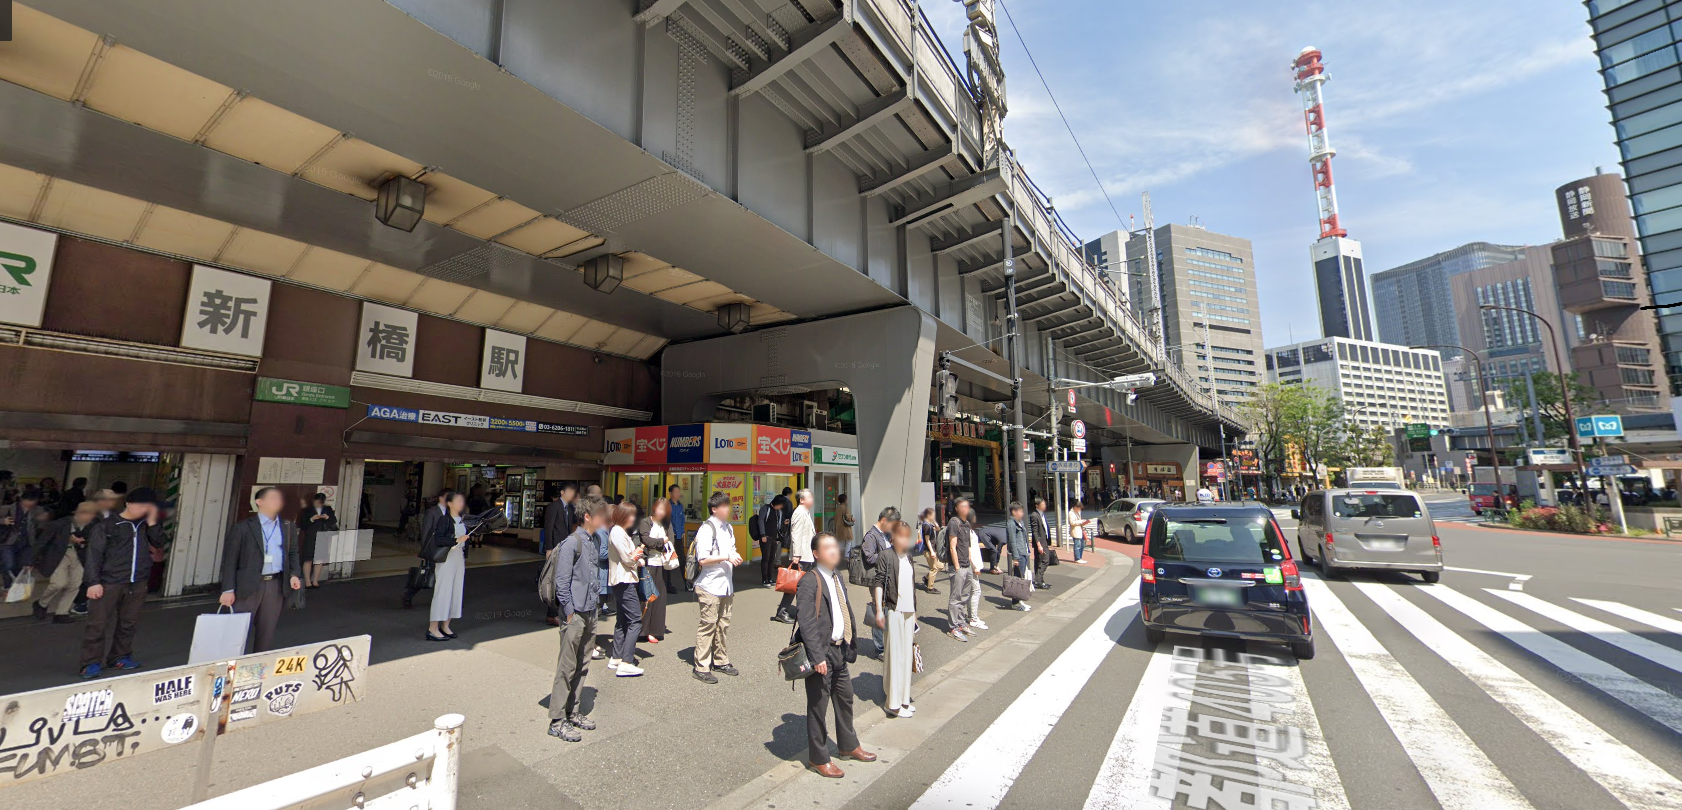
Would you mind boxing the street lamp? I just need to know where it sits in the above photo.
[1477,304,1589,501]
[1412,344,1501,505]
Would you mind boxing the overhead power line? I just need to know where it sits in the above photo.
[994,0,1128,230]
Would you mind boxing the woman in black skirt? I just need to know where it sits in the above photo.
[297,492,337,588]
[635,498,678,645]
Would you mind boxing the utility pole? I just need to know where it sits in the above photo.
[1005,202,1027,509]
[1047,335,1066,547]
[1141,192,1164,346]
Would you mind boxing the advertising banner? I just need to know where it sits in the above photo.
[708,423,752,464]
[667,424,706,463]
[633,426,668,465]
[0,221,58,328]
[753,425,793,466]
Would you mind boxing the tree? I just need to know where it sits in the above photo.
[1236,382,1310,496]
[1290,386,1345,487]
[1336,424,1397,469]
[1502,370,1601,444]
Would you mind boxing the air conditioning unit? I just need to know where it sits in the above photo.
[801,401,828,429]
[752,402,778,423]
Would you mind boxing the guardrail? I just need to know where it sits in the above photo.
[183,714,463,810]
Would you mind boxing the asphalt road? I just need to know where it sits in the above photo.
[843,494,1682,810]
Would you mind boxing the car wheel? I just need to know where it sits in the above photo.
[1144,626,1166,645]
[1291,638,1317,660]
[1317,547,1338,579]
[1421,571,1441,584]
[1297,539,1313,564]
[1124,525,1136,544]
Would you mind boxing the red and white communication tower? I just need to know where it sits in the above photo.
[1292,46,1346,239]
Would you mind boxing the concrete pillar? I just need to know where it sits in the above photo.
[661,307,938,519]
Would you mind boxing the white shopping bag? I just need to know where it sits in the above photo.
[5,570,35,603]
[188,606,252,663]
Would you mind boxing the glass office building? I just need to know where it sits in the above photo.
[1589,0,1682,391]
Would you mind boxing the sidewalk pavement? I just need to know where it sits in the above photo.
[0,550,1106,810]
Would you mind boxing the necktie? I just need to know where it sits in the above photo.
[834,572,853,643]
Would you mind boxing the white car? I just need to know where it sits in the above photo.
[1096,498,1165,543]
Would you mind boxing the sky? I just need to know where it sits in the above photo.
[920,0,1622,347]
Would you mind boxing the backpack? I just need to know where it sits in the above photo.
[538,534,583,608]
[847,542,870,587]
[749,506,766,541]
[934,526,953,565]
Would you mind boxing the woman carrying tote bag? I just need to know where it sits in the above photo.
[636,499,678,645]
[425,493,470,642]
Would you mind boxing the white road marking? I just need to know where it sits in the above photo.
[1423,586,1682,737]
[1358,582,1682,810]
[911,578,1141,810]
[1575,598,1682,637]
[1084,647,1176,810]
[1489,590,1682,676]
[1247,651,1354,810]
[1443,566,1533,591]
[1300,575,1534,810]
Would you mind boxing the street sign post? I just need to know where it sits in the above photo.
[1070,419,1086,439]
[1047,460,1082,473]
[1070,438,1087,454]
[1587,463,1636,476]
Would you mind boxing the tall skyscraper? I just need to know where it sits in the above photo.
[1448,245,1573,408]
[1293,47,1375,341]
[1551,172,1669,409]
[1586,3,1682,393]
[1086,224,1265,408]
[1371,242,1529,353]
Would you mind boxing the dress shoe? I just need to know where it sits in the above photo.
[810,762,845,778]
[837,747,877,762]
[546,616,561,627]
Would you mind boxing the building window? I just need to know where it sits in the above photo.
[1185,246,1243,264]
[1622,367,1658,386]
[1617,345,1653,365]
[1603,280,1639,299]
[1185,258,1246,273]
[1592,239,1630,259]
[1597,259,1634,278]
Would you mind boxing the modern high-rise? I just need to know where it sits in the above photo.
[1312,236,1375,341]
[1586,0,1682,393]
[1264,337,1451,429]
[1086,224,1265,407]
[1447,245,1573,406]
[1371,241,1529,354]
[1551,172,1669,409]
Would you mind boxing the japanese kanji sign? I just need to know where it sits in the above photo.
[179,265,271,357]
[0,221,58,328]
[355,302,418,377]
[479,329,527,393]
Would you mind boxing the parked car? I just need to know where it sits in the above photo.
[1097,498,1165,543]
[1139,504,1314,660]
[1292,489,1442,583]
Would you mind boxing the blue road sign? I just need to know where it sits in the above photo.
[1047,460,1083,473]
[1576,414,1625,438]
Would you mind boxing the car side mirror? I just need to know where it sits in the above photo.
[1290,509,1300,520]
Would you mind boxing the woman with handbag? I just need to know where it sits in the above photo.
[1067,499,1092,564]
[635,499,678,645]
[871,520,919,718]
[606,504,646,676]
[298,492,337,589]
[425,492,470,642]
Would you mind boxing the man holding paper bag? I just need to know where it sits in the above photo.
[220,487,303,653]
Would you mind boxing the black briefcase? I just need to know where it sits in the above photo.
[407,563,435,592]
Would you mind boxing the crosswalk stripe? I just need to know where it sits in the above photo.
[1575,598,1682,637]
[1083,648,1177,810]
[1357,582,1682,810]
[910,578,1142,810]
[1488,590,1682,676]
[1300,576,1534,810]
[1247,651,1354,810]
[1422,586,1682,737]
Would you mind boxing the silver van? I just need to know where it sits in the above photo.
[1291,489,1443,582]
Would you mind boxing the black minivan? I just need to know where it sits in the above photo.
[1139,504,1315,659]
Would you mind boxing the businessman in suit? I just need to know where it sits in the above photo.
[219,487,302,653]
[796,532,877,778]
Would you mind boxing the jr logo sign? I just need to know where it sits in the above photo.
[0,250,36,286]
[0,222,57,328]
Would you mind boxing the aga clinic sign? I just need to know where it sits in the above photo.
[0,221,59,328]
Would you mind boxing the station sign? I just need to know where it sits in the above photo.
[1575,414,1625,438]
[1047,460,1082,473]
[255,377,351,408]
[0,221,58,328]
[1525,448,1571,466]
[364,404,587,436]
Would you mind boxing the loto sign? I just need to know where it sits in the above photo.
[0,635,370,789]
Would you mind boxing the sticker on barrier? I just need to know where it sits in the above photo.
[0,635,370,789]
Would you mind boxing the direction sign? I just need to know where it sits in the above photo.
[1593,454,1627,466]
[1071,419,1086,439]
[1576,414,1625,438]
[1588,464,1637,476]
[1047,460,1082,473]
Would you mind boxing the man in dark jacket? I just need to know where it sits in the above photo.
[548,495,608,743]
[858,506,898,655]
[404,490,453,609]
[78,488,168,678]
[31,501,97,622]
[218,487,303,653]
[1005,502,1032,611]
[542,483,578,625]
[1029,498,1052,590]
[756,497,788,587]
[797,533,876,777]
[1,488,46,587]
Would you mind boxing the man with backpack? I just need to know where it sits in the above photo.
[754,496,787,587]
[691,491,742,684]
[943,498,978,641]
[545,495,608,742]
[854,506,898,655]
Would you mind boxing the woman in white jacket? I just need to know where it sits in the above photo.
[606,503,645,676]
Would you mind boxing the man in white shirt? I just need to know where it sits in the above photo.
[1196,486,1215,504]
[692,492,743,684]
[775,489,817,624]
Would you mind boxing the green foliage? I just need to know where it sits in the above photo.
[1506,503,1600,534]
[1501,370,1601,444]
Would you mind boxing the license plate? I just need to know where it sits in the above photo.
[1194,586,1244,607]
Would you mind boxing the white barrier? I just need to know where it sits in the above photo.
[182,713,463,810]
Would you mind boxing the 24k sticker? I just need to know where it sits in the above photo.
[274,655,307,676]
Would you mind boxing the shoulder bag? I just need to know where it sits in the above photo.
[1001,573,1032,601]
[777,573,822,682]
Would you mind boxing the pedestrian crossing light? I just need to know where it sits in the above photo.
[937,369,960,419]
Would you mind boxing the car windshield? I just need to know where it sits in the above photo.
[1332,494,1423,519]
[1469,484,1497,496]
[1149,514,1287,564]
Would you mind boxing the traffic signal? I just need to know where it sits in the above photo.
[936,369,960,418]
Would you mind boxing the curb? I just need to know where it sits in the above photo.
[704,548,1136,810]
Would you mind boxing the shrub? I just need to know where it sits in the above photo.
[1507,504,1599,534]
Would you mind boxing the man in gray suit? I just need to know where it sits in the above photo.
[547,495,609,742]
[219,487,302,653]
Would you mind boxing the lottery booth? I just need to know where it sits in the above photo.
[602,423,811,557]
